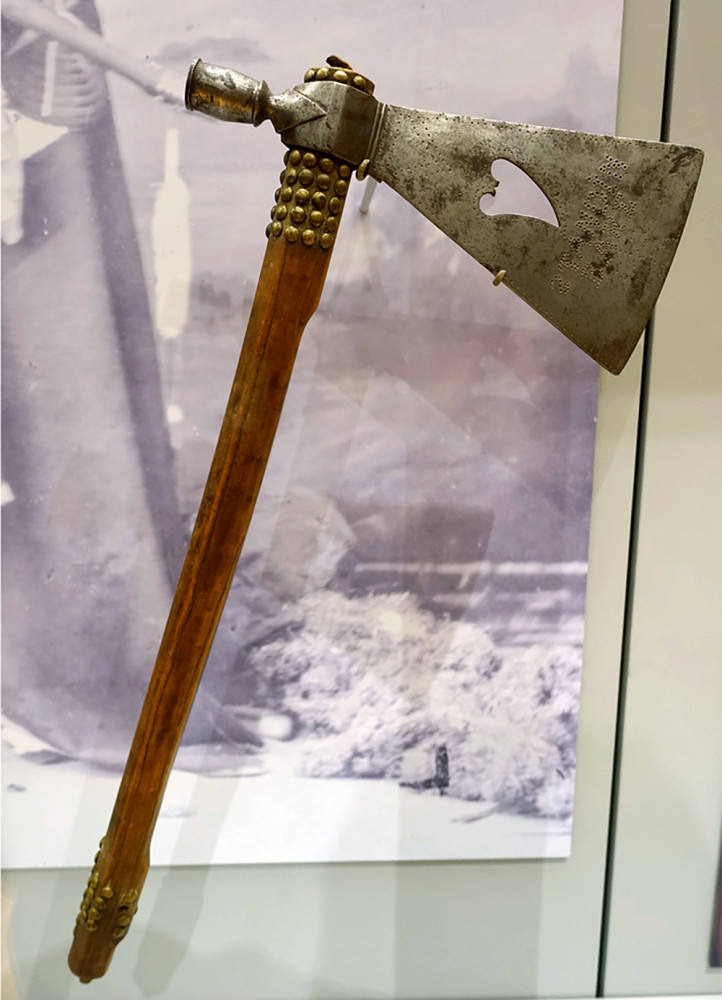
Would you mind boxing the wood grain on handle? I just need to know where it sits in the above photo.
[68,148,350,982]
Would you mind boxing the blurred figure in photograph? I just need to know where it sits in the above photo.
[1,0,185,764]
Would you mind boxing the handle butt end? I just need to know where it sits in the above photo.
[68,923,117,983]
[67,839,147,983]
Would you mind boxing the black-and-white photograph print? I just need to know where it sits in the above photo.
[2,0,624,866]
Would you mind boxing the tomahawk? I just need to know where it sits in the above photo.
[68,56,702,981]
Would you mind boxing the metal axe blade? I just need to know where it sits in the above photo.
[368,105,703,373]
[186,60,703,373]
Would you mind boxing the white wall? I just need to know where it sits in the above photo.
[602,0,722,993]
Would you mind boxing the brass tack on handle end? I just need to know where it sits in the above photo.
[67,838,147,983]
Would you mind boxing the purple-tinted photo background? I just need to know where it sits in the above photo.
[2,0,623,866]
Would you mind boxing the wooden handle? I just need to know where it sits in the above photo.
[68,147,351,982]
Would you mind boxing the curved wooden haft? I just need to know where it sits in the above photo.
[68,145,352,982]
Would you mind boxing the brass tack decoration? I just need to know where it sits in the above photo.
[356,158,370,180]
[266,52,353,254]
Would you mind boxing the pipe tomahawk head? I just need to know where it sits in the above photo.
[186,57,703,373]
